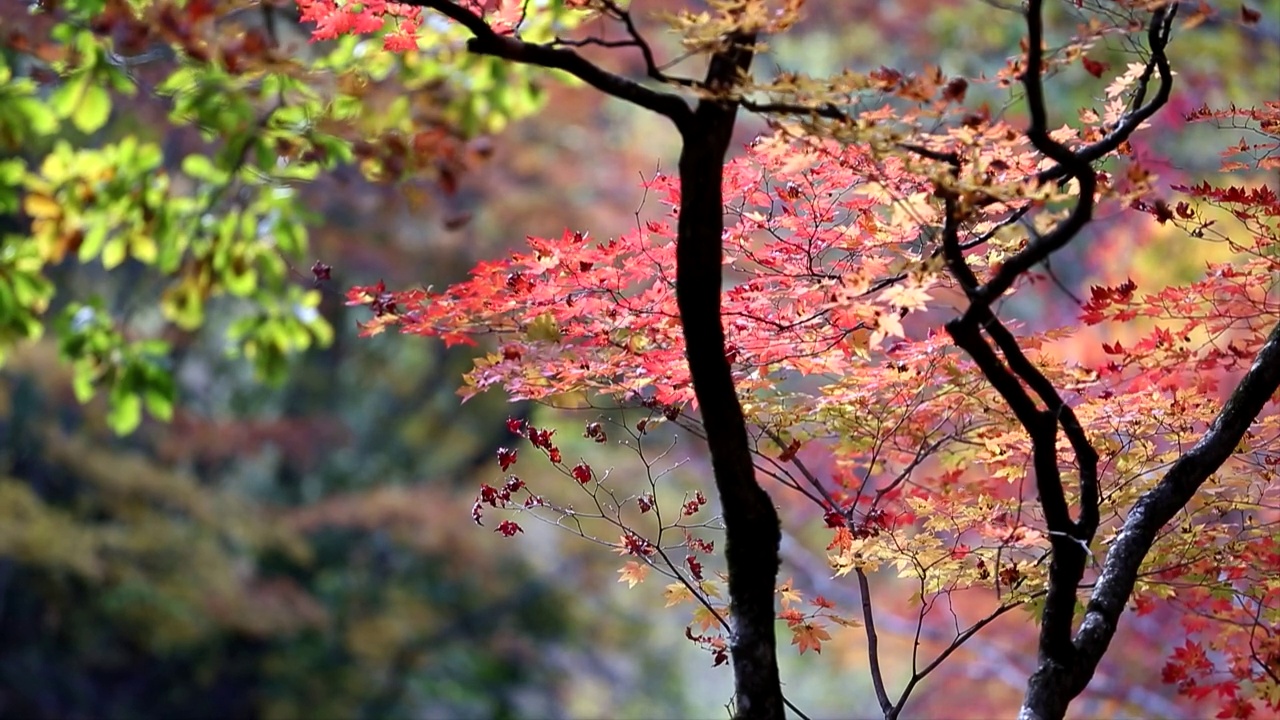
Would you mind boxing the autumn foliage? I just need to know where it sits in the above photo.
[302,0,1280,717]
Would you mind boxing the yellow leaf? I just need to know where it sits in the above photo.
[778,578,803,609]
[664,583,694,607]
[129,233,158,264]
[23,192,61,219]
[691,604,721,632]
[699,580,722,600]
[525,313,561,342]
[829,552,855,578]
[878,282,933,313]
[869,311,904,348]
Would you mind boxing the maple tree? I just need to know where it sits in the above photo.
[314,0,1280,718]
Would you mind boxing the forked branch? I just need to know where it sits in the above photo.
[936,3,1179,719]
[969,1,1176,313]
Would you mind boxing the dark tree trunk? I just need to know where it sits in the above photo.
[672,36,785,720]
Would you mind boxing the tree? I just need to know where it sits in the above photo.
[1,0,572,433]
[314,1,1280,718]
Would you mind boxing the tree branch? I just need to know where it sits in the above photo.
[856,567,894,716]
[971,2,1176,314]
[399,0,692,123]
[1018,321,1280,720]
[936,6,1179,718]
[595,0,698,88]
[386,4,785,716]
[1033,3,1177,186]
[743,3,1176,214]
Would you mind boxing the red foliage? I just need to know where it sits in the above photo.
[317,0,1280,712]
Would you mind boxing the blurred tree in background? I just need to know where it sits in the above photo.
[0,0,1277,718]
[0,0,688,717]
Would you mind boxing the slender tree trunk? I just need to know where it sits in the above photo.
[673,36,785,720]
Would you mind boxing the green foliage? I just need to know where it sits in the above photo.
[53,300,175,432]
[0,0,561,435]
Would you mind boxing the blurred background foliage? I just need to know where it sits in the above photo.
[0,0,1276,718]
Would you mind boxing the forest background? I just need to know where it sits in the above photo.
[0,0,1277,718]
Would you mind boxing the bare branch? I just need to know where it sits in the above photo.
[891,601,1026,717]
[399,0,692,123]
[857,567,894,716]
[595,0,698,87]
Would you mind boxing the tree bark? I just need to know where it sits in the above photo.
[673,36,785,720]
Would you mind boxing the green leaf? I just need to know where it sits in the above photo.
[223,265,258,296]
[107,387,142,435]
[49,77,86,119]
[71,84,112,134]
[0,159,26,186]
[101,236,127,269]
[181,153,225,182]
[78,223,108,262]
[10,271,52,308]
[72,363,96,403]
[143,382,175,422]
[162,281,205,331]
[274,217,306,256]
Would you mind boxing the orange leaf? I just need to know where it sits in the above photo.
[791,621,831,655]
[617,561,649,589]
